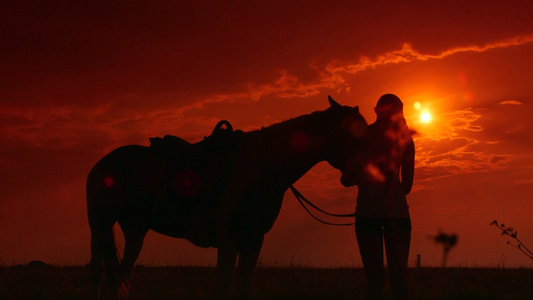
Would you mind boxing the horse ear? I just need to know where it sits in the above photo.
[328,95,342,108]
[354,105,359,112]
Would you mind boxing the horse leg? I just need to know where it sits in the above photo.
[214,167,253,299]
[117,226,148,299]
[90,225,121,300]
[216,239,238,300]
[88,208,118,300]
[89,226,108,299]
[237,235,264,300]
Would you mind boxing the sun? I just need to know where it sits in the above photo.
[420,112,432,123]
[412,101,434,124]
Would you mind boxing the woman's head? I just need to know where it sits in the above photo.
[375,94,403,120]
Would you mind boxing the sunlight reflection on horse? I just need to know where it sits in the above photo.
[86,96,367,299]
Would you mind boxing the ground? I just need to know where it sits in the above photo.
[1,265,531,299]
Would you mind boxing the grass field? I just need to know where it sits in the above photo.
[1,265,532,299]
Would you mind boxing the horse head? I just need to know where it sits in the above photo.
[322,96,367,187]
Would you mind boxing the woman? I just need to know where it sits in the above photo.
[355,94,415,300]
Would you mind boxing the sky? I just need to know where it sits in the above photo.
[1,1,532,268]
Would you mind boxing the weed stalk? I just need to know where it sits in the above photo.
[491,220,533,260]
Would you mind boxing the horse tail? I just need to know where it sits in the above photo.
[87,169,122,298]
[88,216,119,296]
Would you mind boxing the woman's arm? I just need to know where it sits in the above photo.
[401,139,415,195]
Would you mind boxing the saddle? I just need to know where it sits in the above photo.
[148,120,239,155]
[140,120,242,203]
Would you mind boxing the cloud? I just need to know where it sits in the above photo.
[499,100,523,105]
[515,178,533,185]
[490,155,508,164]
[424,34,533,59]
[325,34,533,75]
[413,108,510,182]
[175,34,533,115]
[412,97,532,189]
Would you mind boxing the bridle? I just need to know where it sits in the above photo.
[289,185,355,226]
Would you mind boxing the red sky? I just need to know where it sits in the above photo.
[1,1,532,267]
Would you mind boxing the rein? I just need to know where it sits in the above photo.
[289,186,355,226]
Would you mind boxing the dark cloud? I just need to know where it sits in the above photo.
[490,155,508,164]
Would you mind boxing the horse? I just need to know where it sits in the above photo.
[87,96,367,299]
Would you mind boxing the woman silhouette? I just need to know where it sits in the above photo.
[355,94,415,300]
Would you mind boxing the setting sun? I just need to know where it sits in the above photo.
[421,112,432,123]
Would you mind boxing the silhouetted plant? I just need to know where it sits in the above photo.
[490,220,533,261]
[430,230,458,267]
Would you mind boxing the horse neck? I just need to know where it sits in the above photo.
[242,112,327,188]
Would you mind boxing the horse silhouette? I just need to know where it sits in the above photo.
[87,96,367,299]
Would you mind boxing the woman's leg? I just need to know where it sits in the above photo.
[384,218,411,300]
[356,218,385,300]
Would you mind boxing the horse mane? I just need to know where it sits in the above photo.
[244,109,326,138]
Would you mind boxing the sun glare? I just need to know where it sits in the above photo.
[421,112,432,123]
